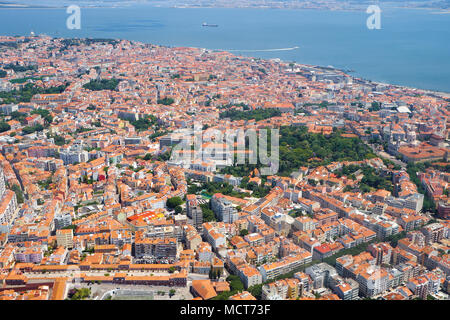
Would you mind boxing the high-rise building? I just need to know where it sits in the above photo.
[54,214,73,230]
[211,194,238,224]
[56,229,74,249]
[192,206,203,232]
[356,266,389,298]
[305,262,337,289]
[185,194,197,219]
[0,167,6,197]
[186,194,203,232]
[421,223,445,244]
[0,167,18,226]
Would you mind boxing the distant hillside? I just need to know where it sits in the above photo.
[3,0,450,10]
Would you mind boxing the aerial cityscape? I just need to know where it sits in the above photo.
[0,0,448,305]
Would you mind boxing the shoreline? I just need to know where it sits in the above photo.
[2,33,450,97]
[1,5,449,96]
[201,47,450,96]
[2,3,450,13]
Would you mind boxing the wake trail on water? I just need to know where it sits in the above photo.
[215,46,299,52]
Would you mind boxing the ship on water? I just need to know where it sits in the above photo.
[202,22,218,27]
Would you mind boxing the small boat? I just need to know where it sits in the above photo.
[202,22,218,27]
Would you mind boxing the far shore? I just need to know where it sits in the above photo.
[1,3,450,14]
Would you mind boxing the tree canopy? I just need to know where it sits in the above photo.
[219,108,281,122]
[0,83,69,104]
[221,126,376,177]
[83,78,119,91]
[157,97,175,105]
[166,196,183,209]
[0,122,11,133]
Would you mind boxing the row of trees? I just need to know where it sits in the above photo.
[359,166,393,193]
[219,163,258,178]
[276,126,376,176]
[0,82,69,104]
[0,109,53,135]
[406,162,437,213]
[59,38,119,52]
[166,196,183,214]
[22,124,44,135]
[157,97,175,105]
[0,121,10,132]
[212,275,245,300]
[127,114,159,132]
[337,164,394,193]
[220,126,376,177]
[11,184,24,203]
[188,181,249,199]
[219,108,281,122]
[149,129,168,142]
[52,134,66,146]
[83,78,119,91]
[10,76,46,84]
[68,288,91,300]
[209,267,222,280]
[239,177,271,198]
[31,108,53,124]
[2,63,37,73]
[200,201,216,222]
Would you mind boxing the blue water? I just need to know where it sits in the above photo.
[1,5,449,92]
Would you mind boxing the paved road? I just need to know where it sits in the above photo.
[71,282,193,300]
[98,289,117,300]
[368,143,407,169]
